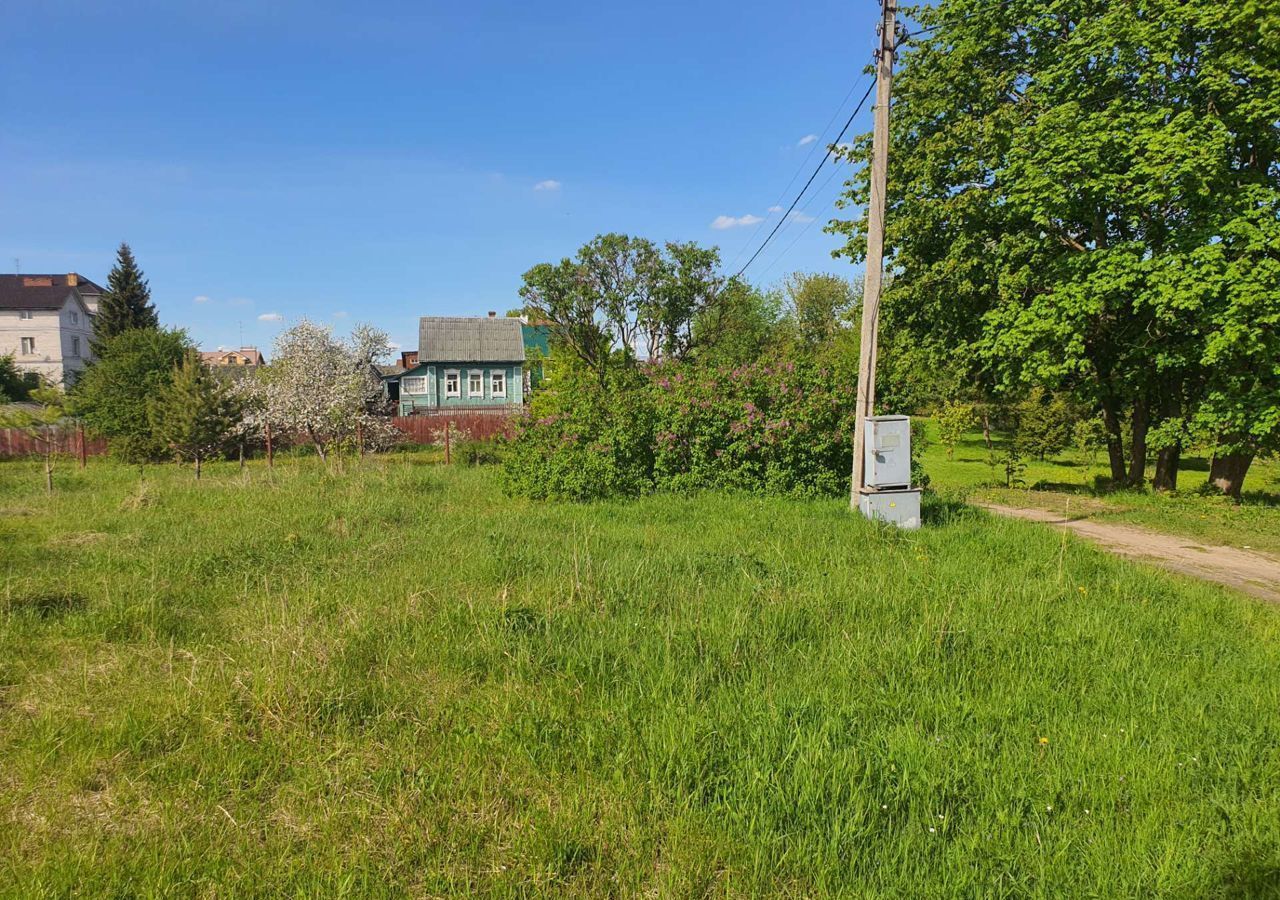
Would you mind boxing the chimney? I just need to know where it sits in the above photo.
[487,310,496,318]
[67,273,79,287]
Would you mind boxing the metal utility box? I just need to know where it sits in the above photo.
[858,487,922,530]
[864,415,912,488]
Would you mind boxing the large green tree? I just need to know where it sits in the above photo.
[519,234,726,379]
[75,328,191,462]
[93,242,159,352]
[831,0,1280,496]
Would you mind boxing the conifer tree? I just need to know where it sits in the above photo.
[93,242,159,351]
[147,352,240,479]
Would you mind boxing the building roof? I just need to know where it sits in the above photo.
[418,316,525,363]
[0,274,104,311]
[200,347,265,366]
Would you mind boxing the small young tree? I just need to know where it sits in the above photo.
[1017,388,1074,461]
[92,243,159,352]
[1,385,70,492]
[148,352,241,479]
[935,400,978,460]
[1073,416,1108,467]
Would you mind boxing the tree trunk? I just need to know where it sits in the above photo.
[1100,399,1126,484]
[195,453,202,480]
[1152,388,1181,492]
[239,442,245,471]
[1127,396,1148,486]
[265,422,274,468]
[981,413,993,450]
[1208,452,1253,503]
[1153,445,1180,492]
[44,450,53,494]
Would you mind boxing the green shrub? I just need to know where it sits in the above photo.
[502,361,857,501]
[501,369,656,501]
[1016,388,1075,460]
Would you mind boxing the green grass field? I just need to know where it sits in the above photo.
[3,455,1280,896]
[920,423,1280,556]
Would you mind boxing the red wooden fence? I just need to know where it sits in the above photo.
[0,425,107,459]
[0,414,514,460]
[392,411,518,445]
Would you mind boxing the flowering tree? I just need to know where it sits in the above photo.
[256,320,396,462]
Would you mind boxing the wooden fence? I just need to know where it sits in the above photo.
[392,411,518,445]
[0,413,514,460]
[0,425,107,460]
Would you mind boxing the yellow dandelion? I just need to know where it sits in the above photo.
[1038,736,1049,745]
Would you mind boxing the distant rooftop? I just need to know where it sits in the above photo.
[418,316,525,363]
[0,273,104,311]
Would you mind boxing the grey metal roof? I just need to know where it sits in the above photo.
[418,316,525,363]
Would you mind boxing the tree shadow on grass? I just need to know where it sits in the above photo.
[922,493,980,526]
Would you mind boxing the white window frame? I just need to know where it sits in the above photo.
[20,337,35,355]
[18,310,33,320]
[401,375,426,395]
[444,369,460,398]
[490,368,506,398]
[468,370,484,398]
[71,337,81,358]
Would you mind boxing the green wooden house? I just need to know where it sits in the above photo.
[390,315,526,416]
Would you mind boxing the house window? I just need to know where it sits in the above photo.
[468,370,484,397]
[71,311,79,324]
[402,375,426,395]
[490,369,506,398]
[18,310,33,320]
[72,337,81,357]
[20,337,35,355]
[445,370,460,397]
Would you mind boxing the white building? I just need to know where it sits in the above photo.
[0,274,103,386]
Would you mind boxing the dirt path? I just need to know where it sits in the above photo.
[980,503,1280,604]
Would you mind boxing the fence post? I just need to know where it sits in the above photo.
[265,422,274,468]
[444,420,451,465]
[78,421,87,469]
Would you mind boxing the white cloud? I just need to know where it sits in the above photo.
[768,205,784,213]
[333,311,348,319]
[193,295,210,304]
[388,342,402,351]
[533,179,561,191]
[711,214,765,230]
[258,312,284,322]
[787,211,816,224]
[797,134,819,146]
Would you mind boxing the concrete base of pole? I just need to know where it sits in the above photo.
[857,487,922,530]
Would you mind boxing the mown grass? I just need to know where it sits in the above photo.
[2,455,1280,896]
[921,423,1280,556]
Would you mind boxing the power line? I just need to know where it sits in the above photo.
[734,77,877,280]
[726,62,876,272]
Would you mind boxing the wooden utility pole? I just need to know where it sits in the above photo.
[852,0,898,508]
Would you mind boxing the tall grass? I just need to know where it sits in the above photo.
[1,457,1279,896]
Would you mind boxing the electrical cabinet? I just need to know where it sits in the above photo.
[864,415,912,488]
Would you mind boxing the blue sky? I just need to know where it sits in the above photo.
[2,0,883,354]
